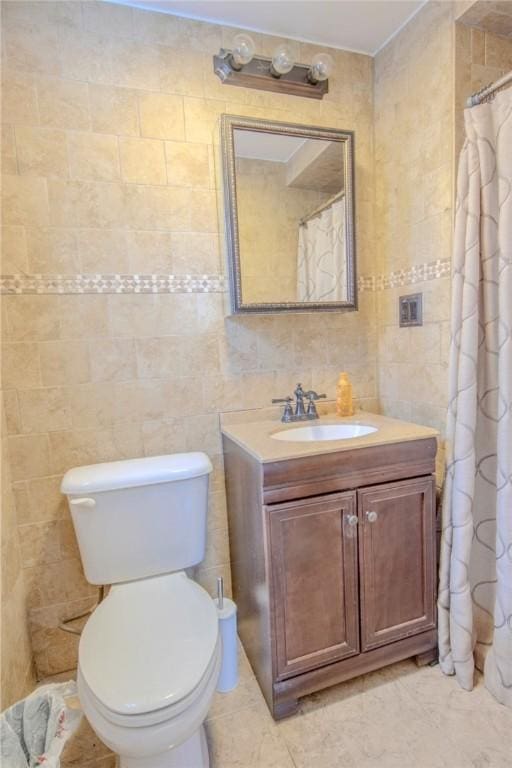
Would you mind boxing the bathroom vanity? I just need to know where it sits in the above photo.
[222,410,439,719]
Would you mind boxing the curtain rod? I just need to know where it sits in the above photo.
[466,70,512,107]
[300,190,344,226]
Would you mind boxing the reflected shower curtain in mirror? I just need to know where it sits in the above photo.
[297,195,346,301]
[438,87,512,707]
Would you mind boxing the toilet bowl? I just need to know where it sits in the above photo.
[61,453,220,768]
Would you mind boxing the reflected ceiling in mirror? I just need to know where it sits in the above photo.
[220,115,356,314]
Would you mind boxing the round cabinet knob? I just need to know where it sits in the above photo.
[346,514,358,527]
[366,510,378,523]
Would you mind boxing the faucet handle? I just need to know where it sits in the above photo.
[305,391,326,419]
[305,391,327,401]
[272,396,293,423]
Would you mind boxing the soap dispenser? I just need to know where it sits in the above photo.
[336,372,354,417]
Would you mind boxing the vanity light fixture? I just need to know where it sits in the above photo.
[213,36,331,99]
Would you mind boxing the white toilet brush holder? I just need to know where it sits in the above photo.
[214,577,238,693]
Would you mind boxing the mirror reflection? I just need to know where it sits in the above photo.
[222,117,356,313]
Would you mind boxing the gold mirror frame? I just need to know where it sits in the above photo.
[220,114,357,314]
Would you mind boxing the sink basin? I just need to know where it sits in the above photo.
[271,423,378,442]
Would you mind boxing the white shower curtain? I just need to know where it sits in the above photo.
[438,86,512,707]
[297,195,346,302]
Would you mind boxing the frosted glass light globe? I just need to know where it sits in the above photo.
[309,52,334,83]
[271,44,295,77]
[231,34,255,69]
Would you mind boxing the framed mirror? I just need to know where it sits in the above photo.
[220,114,356,314]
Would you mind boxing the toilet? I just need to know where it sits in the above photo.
[61,452,221,768]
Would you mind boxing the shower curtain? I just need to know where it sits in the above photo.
[438,86,512,707]
[297,195,346,302]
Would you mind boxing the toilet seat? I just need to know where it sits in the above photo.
[79,572,219,724]
[78,638,220,728]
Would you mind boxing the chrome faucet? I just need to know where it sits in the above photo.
[272,383,326,423]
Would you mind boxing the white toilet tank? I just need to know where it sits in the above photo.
[61,453,213,585]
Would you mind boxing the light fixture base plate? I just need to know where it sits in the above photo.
[213,50,329,100]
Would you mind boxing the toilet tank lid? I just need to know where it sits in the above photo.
[61,453,212,494]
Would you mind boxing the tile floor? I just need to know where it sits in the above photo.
[60,644,512,768]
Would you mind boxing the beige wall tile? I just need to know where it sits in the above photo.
[471,28,486,65]
[18,387,71,433]
[135,337,182,379]
[58,29,113,85]
[126,230,173,272]
[2,175,49,226]
[171,232,220,273]
[3,389,21,435]
[132,7,183,47]
[119,137,167,185]
[2,343,42,389]
[484,30,512,69]
[67,382,116,430]
[58,518,80,561]
[15,126,69,177]
[47,1,83,30]
[77,228,129,272]
[68,132,120,182]
[39,340,90,386]
[165,141,210,187]
[200,524,230,571]
[374,0,454,430]
[123,185,177,230]
[141,417,186,456]
[23,557,96,609]
[37,77,90,130]
[1,226,28,273]
[88,338,137,382]
[47,424,144,475]
[25,227,80,273]
[183,98,226,144]
[82,1,134,38]
[47,179,125,228]
[1,69,39,125]
[14,475,69,525]
[172,188,217,232]
[2,10,61,77]
[89,84,139,136]
[4,295,60,341]
[107,294,163,337]
[58,296,109,340]
[159,47,205,98]
[2,124,18,174]
[109,39,160,91]
[138,92,185,141]
[18,521,61,567]
[8,434,51,481]
[180,334,221,377]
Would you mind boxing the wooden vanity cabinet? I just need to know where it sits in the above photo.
[223,435,438,720]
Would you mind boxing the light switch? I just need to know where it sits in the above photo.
[399,293,422,327]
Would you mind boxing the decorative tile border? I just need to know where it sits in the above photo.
[0,259,451,296]
[373,259,451,291]
[358,275,375,292]
[0,274,227,295]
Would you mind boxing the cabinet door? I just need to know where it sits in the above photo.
[358,477,436,651]
[267,492,359,680]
